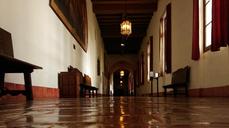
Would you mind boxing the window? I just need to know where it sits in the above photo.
[159,3,171,74]
[203,0,212,51]
[193,0,229,60]
[159,12,166,75]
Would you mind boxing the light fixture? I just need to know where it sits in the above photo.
[154,72,159,78]
[120,0,132,36]
[150,71,159,78]
[121,43,125,47]
[120,70,125,76]
[120,20,132,36]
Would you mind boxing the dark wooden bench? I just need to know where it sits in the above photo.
[80,74,98,97]
[0,28,42,100]
[58,67,98,98]
[163,66,190,96]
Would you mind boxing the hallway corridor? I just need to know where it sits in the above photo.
[1,97,229,128]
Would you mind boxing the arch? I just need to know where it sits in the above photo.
[108,60,136,95]
[109,60,135,76]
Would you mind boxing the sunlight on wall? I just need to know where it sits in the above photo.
[0,0,104,90]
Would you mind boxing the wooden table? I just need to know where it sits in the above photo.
[0,55,42,100]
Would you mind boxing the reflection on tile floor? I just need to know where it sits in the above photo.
[1,97,229,127]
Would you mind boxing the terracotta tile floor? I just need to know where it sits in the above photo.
[1,97,229,128]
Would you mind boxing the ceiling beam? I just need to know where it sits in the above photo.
[97,16,151,20]
[98,23,150,27]
[96,14,152,18]
[93,4,157,15]
[101,32,146,38]
[92,0,157,4]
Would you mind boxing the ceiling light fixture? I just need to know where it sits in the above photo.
[120,20,132,36]
[120,0,132,36]
[120,70,125,76]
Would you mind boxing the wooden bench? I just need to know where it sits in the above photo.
[80,74,98,97]
[58,67,98,98]
[0,28,42,100]
[163,66,190,96]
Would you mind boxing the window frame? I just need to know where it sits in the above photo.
[159,11,166,76]
[203,0,212,52]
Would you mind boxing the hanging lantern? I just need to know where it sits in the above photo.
[120,19,132,36]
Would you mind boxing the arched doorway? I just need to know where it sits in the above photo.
[113,69,130,96]
[108,60,137,96]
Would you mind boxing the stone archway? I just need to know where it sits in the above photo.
[108,60,136,96]
[112,69,130,96]
[109,60,134,75]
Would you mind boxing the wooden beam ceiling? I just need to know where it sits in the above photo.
[92,0,157,4]
[92,0,158,54]
[93,5,157,15]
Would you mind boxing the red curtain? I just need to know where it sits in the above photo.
[211,0,229,51]
[192,0,200,60]
[165,3,171,73]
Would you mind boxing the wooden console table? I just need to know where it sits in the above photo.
[0,55,42,100]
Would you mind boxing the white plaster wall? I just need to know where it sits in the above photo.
[137,0,229,95]
[0,0,104,91]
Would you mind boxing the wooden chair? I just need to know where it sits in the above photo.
[80,74,98,97]
[163,66,190,96]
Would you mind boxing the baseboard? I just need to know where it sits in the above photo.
[0,82,59,101]
[189,85,229,97]
[138,85,229,97]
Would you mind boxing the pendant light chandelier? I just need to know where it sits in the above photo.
[120,0,132,36]
[120,20,132,36]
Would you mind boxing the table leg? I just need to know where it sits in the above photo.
[0,73,5,96]
[0,73,5,88]
[80,86,83,97]
[157,78,159,97]
[150,79,153,96]
[89,90,91,98]
[24,73,33,100]
[83,89,86,97]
